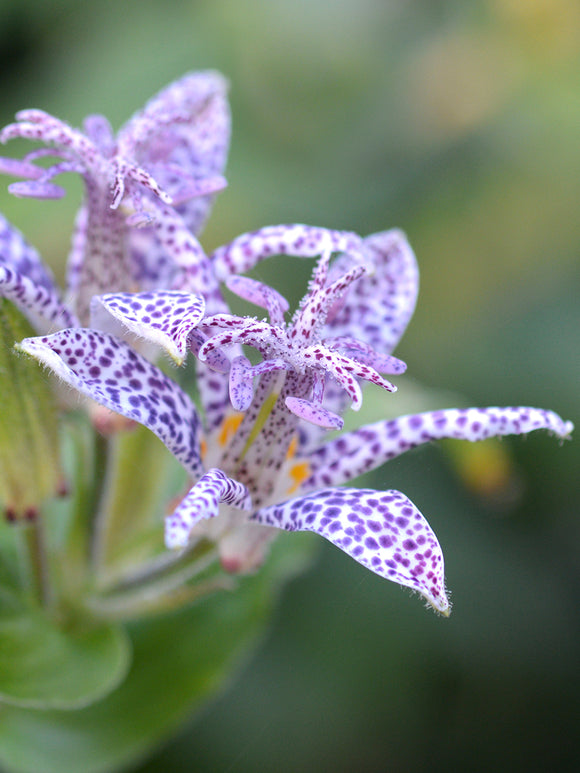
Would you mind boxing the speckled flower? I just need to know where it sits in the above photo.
[0,71,230,326]
[17,224,574,615]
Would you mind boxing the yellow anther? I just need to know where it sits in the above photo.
[218,413,244,447]
[200,437,208,460]
[287,461,311,494]
[286,435,298,460]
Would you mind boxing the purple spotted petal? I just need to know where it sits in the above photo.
[17,329,204,477]
[211,224,363,281]
[326,229,419,356]
[91,290,205,364]
[0,213,57,290]
[305,406,574,490]
[253,487,449,614]
[0,265,77,333]
[117,70,230,235]
[165,468,252,549]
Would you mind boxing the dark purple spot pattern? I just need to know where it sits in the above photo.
[165,468,252,548]
[211,224,363,281]
[18,328,204,478]
[91,290,205,363]
[304,406,574,491]
[253,487,449,614]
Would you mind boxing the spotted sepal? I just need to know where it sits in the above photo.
[211,224,363,281]
[117,70,231,235]
[0,212,58,291]
[17,329,204,477]
[165,468,252,549]
[326,229,419,356]
[91,290,205,364]
[253,487,449,614]
[0,266,77,334]
[305,406,574,490]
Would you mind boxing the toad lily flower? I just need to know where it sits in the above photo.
[0,71,230,328]
[18,225,573,615]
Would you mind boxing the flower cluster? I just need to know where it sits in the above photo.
[0,72,572,617]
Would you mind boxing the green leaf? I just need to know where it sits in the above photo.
[0,610,131,710]
[0,533,316,773]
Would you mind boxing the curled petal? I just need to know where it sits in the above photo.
[253,487,450,614]
[91,290,205,364]
[305,406,574,490]
[17,329,204,478]
[199,320,286,360]
[211,224,363,280]
[285,396,344,430]
[326,229,419,356]
[165,468,252,549]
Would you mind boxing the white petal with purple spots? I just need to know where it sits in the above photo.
[211,224,363,280]
[305,406,574,490]
[91,290,205,364]
[165,468,252,549]
[253,487,449,614]
[17,328,204,477]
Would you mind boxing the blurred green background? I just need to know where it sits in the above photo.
[0,0,578,770]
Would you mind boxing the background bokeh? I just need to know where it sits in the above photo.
[1,0,578,771]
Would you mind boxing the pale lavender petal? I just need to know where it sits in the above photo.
[91,290,205,364]
[326,229,419,355]
[305,406,574,490]
[118,71,231,235]
[18,329,204,477]
[253,487,449,614]
[285,396,344,430]
[165,468,252,549]
[211,224,363,281]
[0,266,77,333]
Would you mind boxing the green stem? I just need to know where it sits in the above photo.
[20,517,52,607]
[89,433,113,573]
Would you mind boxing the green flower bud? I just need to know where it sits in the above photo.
[0,299,62,520]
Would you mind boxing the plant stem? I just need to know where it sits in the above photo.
[21,516,52,607]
